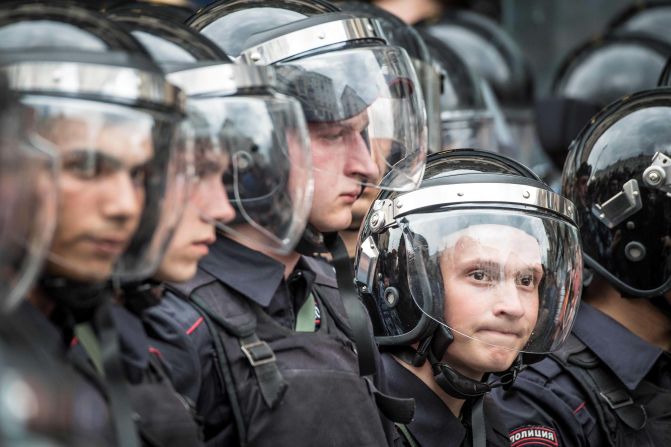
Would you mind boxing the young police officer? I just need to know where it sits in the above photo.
[493,89,671,447]
[355,149,583,447]
[148,0,428,445]
[0,3,191,445]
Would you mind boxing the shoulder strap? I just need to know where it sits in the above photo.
[175,274,288,446]
[394,423,420,447]
[550,334,647,446]
[324,233,378,377]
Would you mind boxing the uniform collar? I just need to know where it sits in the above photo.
[382,353,466,447]
[199,236,330,308]
[573,303,664,390]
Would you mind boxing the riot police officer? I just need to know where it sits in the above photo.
[493,89,671,447]
[151,0,428,445]
[0,2,191,445]
[355,149,583,447]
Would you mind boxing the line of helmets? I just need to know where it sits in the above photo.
[0,0,668,446]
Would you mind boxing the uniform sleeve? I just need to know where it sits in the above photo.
[490,358,601,447]
[144,292,239,446]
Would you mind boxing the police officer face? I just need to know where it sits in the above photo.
[44,117,152,282]
[308,109,379,233]
[155,149,235,283]
[439,224,541,379]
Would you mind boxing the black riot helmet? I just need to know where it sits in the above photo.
[335,1,442,153]
[540,33,671,173]
[356,149,583,398]
[100,0,201,21]
[188,0,428,193]
[420,10,533,108]
[419,10,540,169]
[607,1,671,46]
[0,1,190,285]
[562,88,671,298]
[112,11,314,256]
[419,31,499,153]
[106,9,231,71]
[553,34,671,108]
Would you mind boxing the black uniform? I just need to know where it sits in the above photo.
[14,301,115,444]
[492,303,671,447]
[383,355,509,447]
[146,236,391,446]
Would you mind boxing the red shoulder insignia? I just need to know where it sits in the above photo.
[509,426,559,447]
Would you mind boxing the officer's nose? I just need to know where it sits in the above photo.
[492,279,526,319]
[198,176,235,224]
[344,129,379,183]
[101,170,142,226]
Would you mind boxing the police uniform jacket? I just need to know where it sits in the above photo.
[145,236,392,447]
[492,303,671,447]
[382,354,510,447]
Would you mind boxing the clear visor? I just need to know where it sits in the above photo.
[440,110,497,151]
[0,109,57,309]
[276,46,427,191]
[187,95,313,255]
[414,59,442,153]
[24,96,190,283]
[400,209,582,355]
[501,108,545,169]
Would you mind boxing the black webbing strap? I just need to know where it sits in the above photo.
[92,302,142,447]
[189,295,248,447]
[551,334,647,445]
[470,397,487,447]
[189,290,287,410]
[324,232,377,377]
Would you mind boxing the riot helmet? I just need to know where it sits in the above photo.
[336,1,441,154]
[107,7,230,72]
[111,11,314,255]
[101,0,201,22]
[607,1,671,46]
[420,11,541,168]
[420,31,498,152]
[554,34,671,109]
[166,64,313,255]
[562,88,671,298]
[356,149,583,398]
[0,2,191,284]
[0,73,58,310]
[540,33,671,176]
[188,0,428,193]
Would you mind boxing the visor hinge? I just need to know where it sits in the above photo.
[355,236,380,295]
[592,179,642,229]
[642,152,671,195]
[369,199,396,233]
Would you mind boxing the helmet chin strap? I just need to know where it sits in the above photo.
[427,326,524,400]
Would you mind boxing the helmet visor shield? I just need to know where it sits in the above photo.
[400,209,582,355]
[0,111,57,310]
[188,95,313,255]
[24,96,190,283]
[276,46,427,191]
[440,110,497,151]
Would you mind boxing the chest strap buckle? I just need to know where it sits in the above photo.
[241,340,277,367]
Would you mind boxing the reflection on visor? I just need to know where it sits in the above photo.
[24,96,189,283]
[187,95,313,255]
[401,209,582,355]
[0,131,57,310]
[276,46,427,191]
